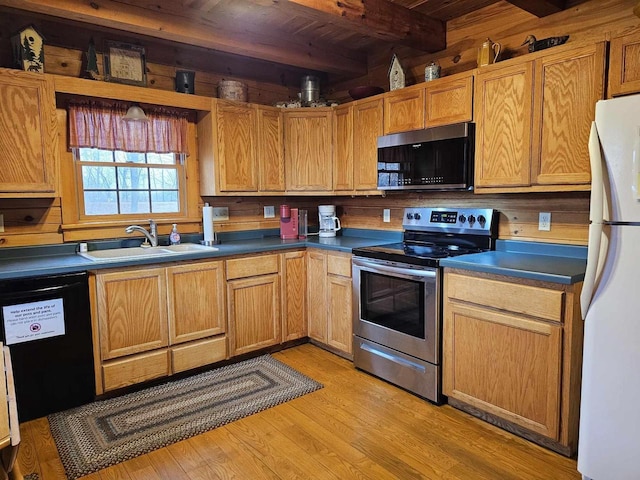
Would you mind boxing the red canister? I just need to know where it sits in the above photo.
[280,205,290,219]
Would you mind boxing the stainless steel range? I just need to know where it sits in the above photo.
[351,207,498,403]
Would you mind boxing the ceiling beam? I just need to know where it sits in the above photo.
[0,0,368,77]
[504,0,566,17]
[279,0,446,52]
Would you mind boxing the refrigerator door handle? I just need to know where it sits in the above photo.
[580,122,605,319]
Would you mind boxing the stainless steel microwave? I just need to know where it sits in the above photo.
[377,122,474,191]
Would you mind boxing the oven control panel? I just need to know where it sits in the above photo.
[403,207,496,235]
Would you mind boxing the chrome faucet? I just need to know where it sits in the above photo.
[125,220,158,247]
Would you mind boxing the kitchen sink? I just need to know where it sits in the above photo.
[78,243,218,262]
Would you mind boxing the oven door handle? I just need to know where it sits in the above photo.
[353,259,437,280]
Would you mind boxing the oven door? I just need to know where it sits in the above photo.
[352,256,439,364]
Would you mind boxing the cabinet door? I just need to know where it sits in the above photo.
[284,109,333,191]
[307,250,328,342]
[443,302,562,440]
[424,72,473,128]
[475,62,534,188]
[353,97,384,191]
[609,32,640,97]
[216,100,258,192]
[257,105,285,192]
[282,251,307,341]
[532,43,605,185]
[333,104,354,191]
[384,85,425,134]
[166,260,226,345]
[227,274,281,356]
[96,268,168,360]
[0,69,57,194]
[327,274,353,354]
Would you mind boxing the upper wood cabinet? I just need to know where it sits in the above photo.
[608,31,640,97]
[283,108,333,192]
[353,96,384,191]
[215,100,258,192]
[384,71,474,135]
[0,68,58,196]
[333,104,354,191]
[257,105,285,192]
[475,42,606,193]
[384,84,425,134]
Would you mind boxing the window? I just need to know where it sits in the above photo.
[75,149,185,216]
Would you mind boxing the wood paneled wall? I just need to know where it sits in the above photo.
[328,0,640,102]
[203,192,590,245]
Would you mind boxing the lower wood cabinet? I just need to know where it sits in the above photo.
[226,253,281,356]
[442,268,583,456]
[91,260,227,394]
[281,250,307,341]
[307,249,353,356]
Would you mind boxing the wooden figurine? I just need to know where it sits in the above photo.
[11,24,45,72]
[388,54,405,91]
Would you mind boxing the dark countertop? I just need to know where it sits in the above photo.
[0,229,401,281]
[440,240,587,285]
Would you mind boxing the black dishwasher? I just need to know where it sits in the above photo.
[0,271,95,421]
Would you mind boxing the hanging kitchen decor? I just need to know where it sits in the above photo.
[11,24,45,73]
[103,41,147,86]
[521,34,569,52]
[388,54,406,91]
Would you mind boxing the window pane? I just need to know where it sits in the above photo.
[149,168,177,189]
[79,148,114,162]
[147,153,176,165]
[119,191,150,214]
[151,191,179,213]
[117,167,149,190]
[82,166,116,189]
[115,151,146,164]
[84,191,118,215]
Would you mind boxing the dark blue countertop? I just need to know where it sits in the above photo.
[0,229,401,281]
[440,240,587,285]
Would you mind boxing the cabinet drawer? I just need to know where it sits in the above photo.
[327,253,351,277]
[226,254,279,280]
[446,273,564,322]
[171,336,227,373]
[102,349,170,392]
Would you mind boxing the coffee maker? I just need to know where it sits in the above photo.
[280,205,299,240]
[318,205,341,238]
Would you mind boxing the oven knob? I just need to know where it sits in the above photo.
[406,213,414,220]
[458,214,466,224]
[414,213,421,220]
[478,215,486,227]
[468,215,476,226]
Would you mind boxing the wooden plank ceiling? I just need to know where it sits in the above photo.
[0,0,572,83]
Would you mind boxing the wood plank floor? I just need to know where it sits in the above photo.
[16,344,581,479]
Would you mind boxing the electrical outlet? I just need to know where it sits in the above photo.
[264,206,275,218]
[212,207,229,221]
[383,209,391,223]
[539,212,551,231]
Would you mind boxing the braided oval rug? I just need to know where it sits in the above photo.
[48,355,322,479]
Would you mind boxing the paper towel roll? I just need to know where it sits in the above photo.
[203,205,215,244]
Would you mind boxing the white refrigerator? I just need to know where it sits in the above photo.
[579,93,640,480]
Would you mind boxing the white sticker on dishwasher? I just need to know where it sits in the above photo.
[2,298,65,345]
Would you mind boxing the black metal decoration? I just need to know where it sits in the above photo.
[521,35,569,53]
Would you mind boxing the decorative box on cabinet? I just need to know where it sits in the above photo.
[91,260,227,393]
[443,269,584,456]
[307,249,353,357]
[226,253,281,356]
[474,42,606,193]
[0,68,58,196]
[608,32,640,97]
